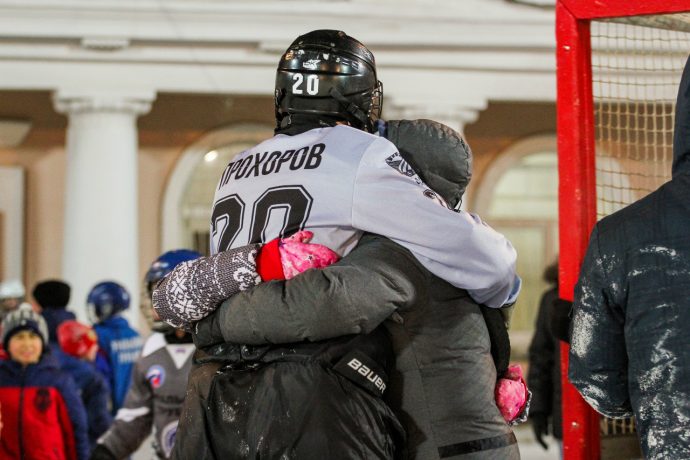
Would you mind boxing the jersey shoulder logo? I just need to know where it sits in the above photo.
[146,364,166,389]
[385,152,422,185]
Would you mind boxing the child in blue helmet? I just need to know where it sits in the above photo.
[88,281,143,414]
[89,250,202,460]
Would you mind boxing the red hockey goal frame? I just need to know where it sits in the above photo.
[556,1,690,459]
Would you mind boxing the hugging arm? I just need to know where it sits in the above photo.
[193,234,427,348]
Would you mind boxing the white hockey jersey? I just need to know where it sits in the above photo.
[210,125,519,309]
[98,333,196,459]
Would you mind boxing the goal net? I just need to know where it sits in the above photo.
[556,2,690,459]
[593,16,690,217]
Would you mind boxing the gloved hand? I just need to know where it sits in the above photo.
[495,364,531,425]
[531,412,550,450]
[551,298,573,343]
[89,444,117,460]
[279,230,340,279]
[257,230,340,281]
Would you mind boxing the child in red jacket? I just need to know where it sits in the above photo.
[0,307,90,460]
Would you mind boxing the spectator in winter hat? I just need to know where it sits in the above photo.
[0,306,90,459]
[1,306,49,364]
[33,279,75,344]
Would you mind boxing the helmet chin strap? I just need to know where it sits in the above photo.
[328,87,371,131]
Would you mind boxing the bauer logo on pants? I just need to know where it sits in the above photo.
[333,350,388,396]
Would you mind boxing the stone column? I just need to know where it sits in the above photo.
[54,91,154,326]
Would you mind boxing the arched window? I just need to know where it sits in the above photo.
[473,135,558,352]
[162,124,273,253]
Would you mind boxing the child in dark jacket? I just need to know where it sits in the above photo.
[0,306,90,460]
[58,320,113,451]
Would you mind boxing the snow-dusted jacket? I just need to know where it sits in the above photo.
[97,332,195,459]
[52,344,112,449]
[569,55,690,460]
[192,234,518,460]
[94,316,143,413]
[0,353,90,460]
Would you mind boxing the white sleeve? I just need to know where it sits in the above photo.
[352,137,521,309]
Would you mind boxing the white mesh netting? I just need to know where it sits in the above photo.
[592,15,690,218]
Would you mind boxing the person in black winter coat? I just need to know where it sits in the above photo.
[33,279,75,343]
[527,261,562,453]
[569,54,690,460]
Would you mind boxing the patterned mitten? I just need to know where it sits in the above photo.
[152,244,262,331]
[495,364,531,425]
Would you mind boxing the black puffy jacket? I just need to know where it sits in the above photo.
[172,235,417,460]
[527,286,562,439]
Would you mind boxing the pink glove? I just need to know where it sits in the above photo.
[495,364,531,425]
[279,230,340,279]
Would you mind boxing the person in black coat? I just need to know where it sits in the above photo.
[527,261,562,453]
[33,279,75,343]
[569,54,690,460]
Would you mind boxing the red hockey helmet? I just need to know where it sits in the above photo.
[57,320,98,359]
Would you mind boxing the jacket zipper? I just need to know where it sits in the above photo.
[18,367,25,460]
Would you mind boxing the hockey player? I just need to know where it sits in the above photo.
[166,29,521,459]
[167,119,522,460]
[88,281,143,414]
[89,250,202,460]
[207,29,519,310]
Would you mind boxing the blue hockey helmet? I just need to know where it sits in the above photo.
[87,281,130,323]
[143,249,202,333]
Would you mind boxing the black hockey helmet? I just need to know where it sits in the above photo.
[275,29,383,133]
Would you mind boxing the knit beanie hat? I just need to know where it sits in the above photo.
[1,306,49,351]
[57,320,98,358]
[32,280,71,309]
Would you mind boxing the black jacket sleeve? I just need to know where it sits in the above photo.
[528,287,558,416]
[194,234,428,348]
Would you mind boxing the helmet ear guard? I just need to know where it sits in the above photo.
[275,30,383,133]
